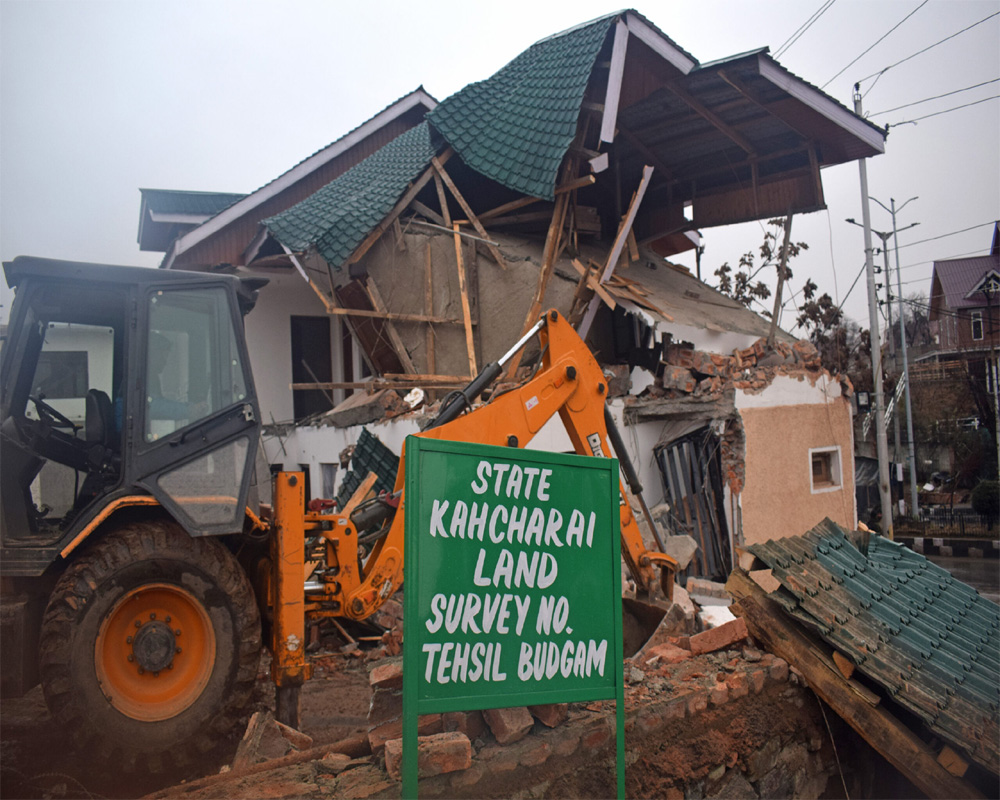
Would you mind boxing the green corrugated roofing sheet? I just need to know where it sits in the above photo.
[140,188,246,216]
[264,122,441,269]
[749,519,999,773]
[426,13,617,201]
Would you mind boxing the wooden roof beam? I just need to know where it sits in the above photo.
[664,80,757,156]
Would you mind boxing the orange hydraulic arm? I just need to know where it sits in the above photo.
[270,310,676,724]
[292,310,676,622]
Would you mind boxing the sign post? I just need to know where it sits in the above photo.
[402,437,625,798]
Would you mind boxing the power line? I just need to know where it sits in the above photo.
[898,248,994,272]
[869,78,1000,116]
[895,221,998,250]
[821,0,928,90]
[775,0,838,58]
[856,10,1000,85]
[889,94,999,127]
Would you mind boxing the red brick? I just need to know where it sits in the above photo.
[369,660,403,690]
[661,366,696,393]
[383,731,471,781]
[483,706,534,745]
[519,740,552,767]
[644,643,691,665]
[442,710,487,741]
[551,729,581,757]
[710,683,729,706]
[663,344,695,368]
[726,671,749,699]
[369,713,441,755]
[688,617,748,655]
[528,703,568,728]
[687,690,708,715]
[581,723,612,751]
[750,668,767,694]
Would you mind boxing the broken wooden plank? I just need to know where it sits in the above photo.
[937,745,970,778]
[323,306,464,325]
[477,195,542,223]
[383,373,471,383]
[577,165,654,338]
[347,148,453,266]
[364,277,416,374]
[555,174,597,194]
[291,380,468,391]
[432,157,509,271]
[408,199,446,227]
[432,170,452,227]
[453,222,478,376]
[424,242,436,378]
[726,569,985,800]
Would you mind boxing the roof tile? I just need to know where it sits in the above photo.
[427,14,617,201]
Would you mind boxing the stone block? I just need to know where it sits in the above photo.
[519,740,552,767]
[483,706,534,745]
[369,659,403,690]
[528,703,568,728]
[749,668,767,694]
[662,534,699,571]
[231,711,313,770]
[384,731,472,781]
[689,617,748,655]
[769,657,789,682]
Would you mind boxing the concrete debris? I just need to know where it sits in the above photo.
[232,711,315,770]
[661,534,698,571]
[698,604,739,630]
[686,577,731,605]
[323,388,408,428]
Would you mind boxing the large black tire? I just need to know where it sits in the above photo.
[39,519,262,772]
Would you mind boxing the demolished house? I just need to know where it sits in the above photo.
[141,9,885,573]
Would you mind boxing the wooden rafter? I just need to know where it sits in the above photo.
[453,222,478,376]
[346,148,453,266]
[364,277,416,374]
[424,242,436,377]
[432,157,509,271]
[667,80,757,155]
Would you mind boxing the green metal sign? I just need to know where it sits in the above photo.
[402,436,625,797]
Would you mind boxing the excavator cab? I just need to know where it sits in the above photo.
[1,257,264,570]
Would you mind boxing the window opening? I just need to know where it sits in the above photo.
[809,446,842,493]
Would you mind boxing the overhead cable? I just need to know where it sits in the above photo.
[775,0,838,58]
[889,94,999,127]
[869,78,1000,116]
[821,0,928,90]
[894,221,998,250]
[856,10,1000,86]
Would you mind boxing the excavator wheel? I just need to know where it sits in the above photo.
[39,519,261,773]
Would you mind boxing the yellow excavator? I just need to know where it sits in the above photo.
[0,256,675,770]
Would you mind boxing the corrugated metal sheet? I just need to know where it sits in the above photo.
[748,518,999,773]
[930,255,1000,312]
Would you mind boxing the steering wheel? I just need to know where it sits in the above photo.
[28,394,80,433]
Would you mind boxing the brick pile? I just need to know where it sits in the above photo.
[652,336,844,401]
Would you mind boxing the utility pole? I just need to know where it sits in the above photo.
[872,195,920,519]
[853,87,894,539]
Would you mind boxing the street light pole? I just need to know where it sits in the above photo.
[853,88,894,539]
[873,195,920,519]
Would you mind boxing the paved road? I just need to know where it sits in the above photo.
[927,554,1000,605]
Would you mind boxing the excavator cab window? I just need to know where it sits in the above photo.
[0,281,127,536]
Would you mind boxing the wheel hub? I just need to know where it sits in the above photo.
[131,620,177,673]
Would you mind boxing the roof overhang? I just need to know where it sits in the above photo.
[162,87,438,269]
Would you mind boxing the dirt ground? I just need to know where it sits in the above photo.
[0,641,375,800]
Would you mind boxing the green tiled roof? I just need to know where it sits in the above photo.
[264,122,441,268]
[426,14,617,201]
[139,188,245,216]
[335,428,399,508]
[749,519,999,773]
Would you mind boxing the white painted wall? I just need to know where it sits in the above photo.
[735,373,842,410]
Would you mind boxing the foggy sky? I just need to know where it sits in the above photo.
[2,0,998,337]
